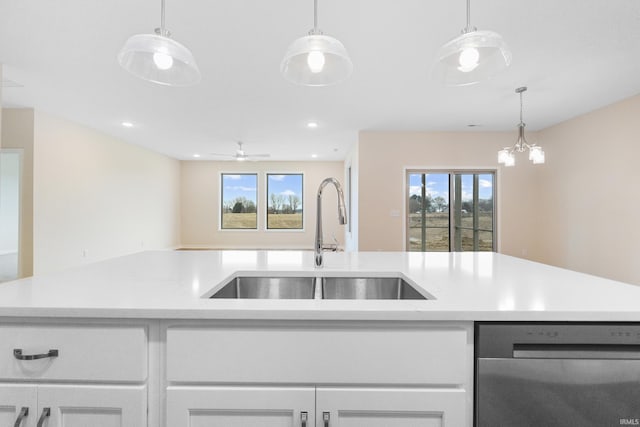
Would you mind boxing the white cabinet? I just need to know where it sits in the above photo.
[0,384,146,427]
[0,322,149,427]
[37,385,146,427]
[165,321,473,427]
[166,386,315,427]
[316,388,466,427]
[166,322,468,385]
[166,386,465,427]
[0,318,474,427]
[0,324,147,382]
[0,384,35,427]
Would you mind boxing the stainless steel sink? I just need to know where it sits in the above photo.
[321,277,427,300]
[208,275,430,300]
[210,276,316,299]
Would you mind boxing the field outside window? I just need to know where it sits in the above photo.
[267,174,303,230]
[407,171,495,252]
[221,173,257,229]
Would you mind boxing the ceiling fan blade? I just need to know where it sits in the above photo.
[246,153,271,158]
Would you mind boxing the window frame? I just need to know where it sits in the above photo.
[405,169,497,252]
[265,173,304,231]
[219,172,259,231]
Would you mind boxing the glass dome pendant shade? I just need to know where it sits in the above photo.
[117,0,201,86]
[435,0,511,86]
[281,0,353,86]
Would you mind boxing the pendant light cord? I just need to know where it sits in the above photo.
[519,90,524,124]
[517,87,528,148]
[160,0,167,36]
[462,0,476,33]
[313,0,319,33]
[466,0,471,31]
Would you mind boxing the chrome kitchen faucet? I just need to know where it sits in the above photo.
[314,177,347,268]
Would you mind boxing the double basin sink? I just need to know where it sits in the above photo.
[209,276,429,300]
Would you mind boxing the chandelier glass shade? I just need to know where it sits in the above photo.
[281,0,353,86]
[435,0,511,86]
[118,0,201,86]
[498,87,545,167]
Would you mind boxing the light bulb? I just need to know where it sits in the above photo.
[530,146,545,164]
[458,47,479,73]
[504,153,515,167]
[153,51,174,70]
[307,51,326,73]
[498,148,511,165]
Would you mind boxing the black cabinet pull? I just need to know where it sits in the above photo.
[300,411,308,427]
[13,407,28,427]
[323,411,330,427]
[13,349,59,360]
[36,408,50,427]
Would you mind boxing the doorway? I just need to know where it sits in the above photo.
[406,170,496,252]
[0,150,21,282]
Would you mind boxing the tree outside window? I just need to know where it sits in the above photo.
[267,174,303,230]
[407,171,495,252]
[221,173,257,229]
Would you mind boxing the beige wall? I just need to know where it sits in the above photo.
[358,95,640,286]
[357,131,540,256]
[1,109,35,277]
[0,65,3,146]
[533,94,640,284]
[32,112,181,275]
[181,161,345,249]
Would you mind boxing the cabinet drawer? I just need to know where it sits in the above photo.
[0,324,147,382]
[167,323,469,385]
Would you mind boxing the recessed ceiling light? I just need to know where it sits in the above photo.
[307,121,318,129]
[193,154,201,158]
[311,154,318,158]
[121,121,134,128]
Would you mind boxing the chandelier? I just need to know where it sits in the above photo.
[498,87,545,166]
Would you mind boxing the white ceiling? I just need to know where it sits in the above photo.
[1,0,639,161]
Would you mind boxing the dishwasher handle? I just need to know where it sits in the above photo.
[513,343,640,360]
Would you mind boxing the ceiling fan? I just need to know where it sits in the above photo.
[210,141,271,161]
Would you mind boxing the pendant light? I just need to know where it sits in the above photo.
[118,0,201,86]
[435,0,511,86]
[281,0,353,86]
[498,87,545,167]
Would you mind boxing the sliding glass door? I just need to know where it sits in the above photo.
[407,170,495,252]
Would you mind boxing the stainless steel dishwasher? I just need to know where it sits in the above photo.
[476,323,640,427]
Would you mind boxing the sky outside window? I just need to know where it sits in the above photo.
[222,174,257,204]
[409,173,493,201]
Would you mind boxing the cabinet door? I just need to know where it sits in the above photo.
[0,384,37,427]
[167,386,315,427]
[35,385,146,427]
[316,388,467,427]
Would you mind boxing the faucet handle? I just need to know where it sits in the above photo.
[315,253,324,268]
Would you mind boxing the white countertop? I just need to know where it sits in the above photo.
[0,250,639,321]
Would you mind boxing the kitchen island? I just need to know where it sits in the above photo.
[1,250,639,426]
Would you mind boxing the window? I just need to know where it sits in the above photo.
[221,173,257,229]
[267,174,303,230]
[407,170,495,252]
